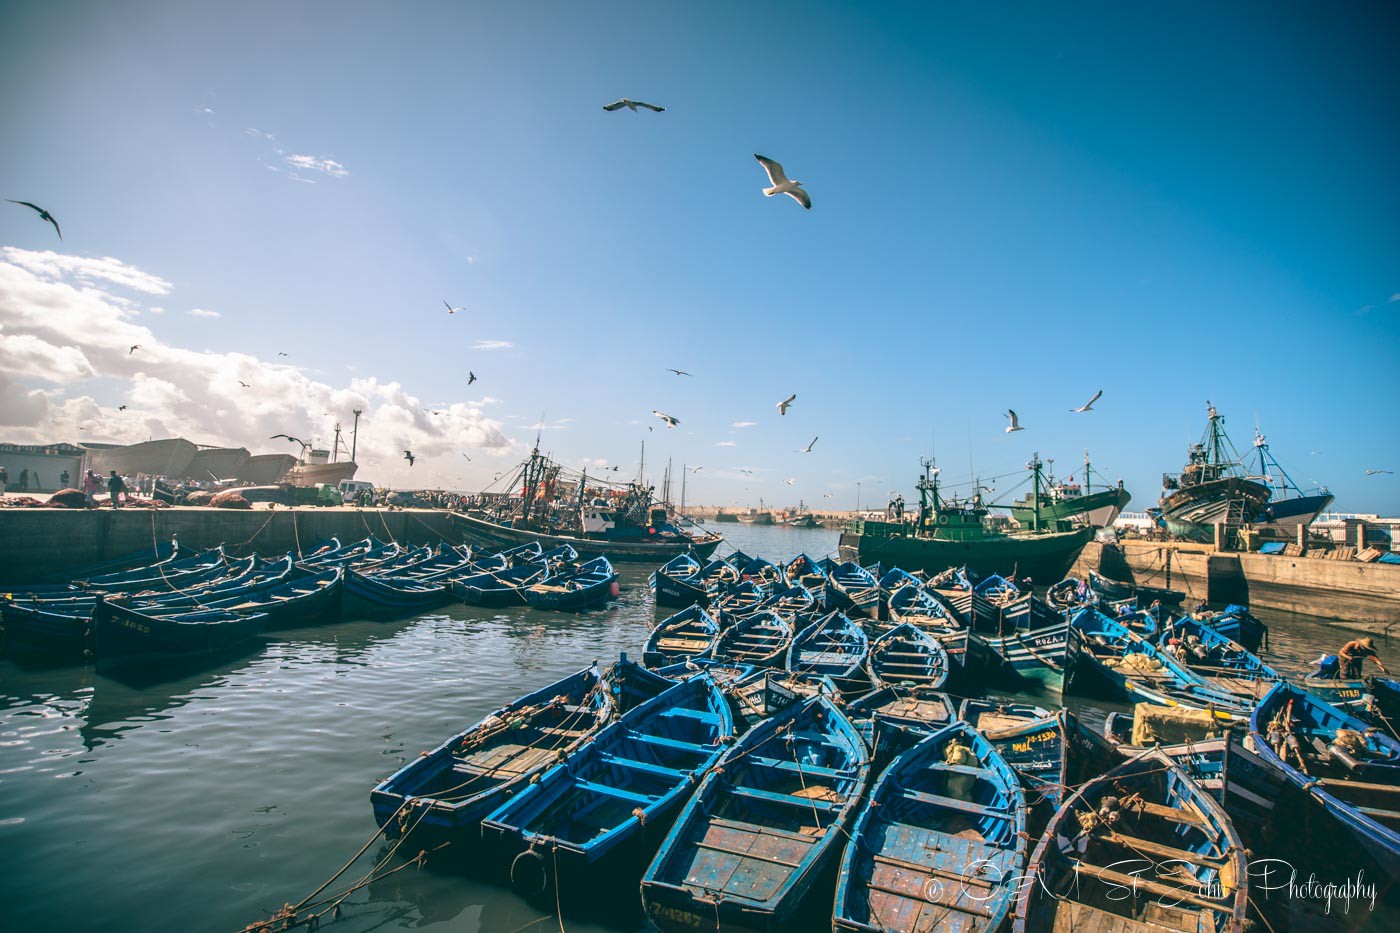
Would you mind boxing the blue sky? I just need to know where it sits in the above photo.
[1,1,1397,512]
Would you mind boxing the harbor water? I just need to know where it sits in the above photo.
[0,523,1387,932]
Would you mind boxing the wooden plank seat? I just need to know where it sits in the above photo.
[730,784,842,810]
[901,788,1011,819]
[745,755,850,779]
[1099,831,1227,867]
[708,815,819,844]
[691,837,802,868]
[1072,862,1233,912]
[660,707,724,725]
[601,753,687,779]
[634,732,710,752]
[574,779,655,804]
[1134,799,1207,828]
[938,763,997,778]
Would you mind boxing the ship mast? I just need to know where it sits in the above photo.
[1028,452,1043,532]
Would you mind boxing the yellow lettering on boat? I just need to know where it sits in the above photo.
[649,902,704,928]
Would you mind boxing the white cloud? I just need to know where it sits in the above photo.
[0,247,512,486]
[147,306,166,314]
[1,248,171,295]
[1390,293,1399,303]
[472,339,513,350]
[731,421,756,428]
[715,441,736,447]
[188,308,221,318]
[285,154,350,178]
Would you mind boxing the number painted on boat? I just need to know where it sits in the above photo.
[120,619,151,634]
[648,903,704,929]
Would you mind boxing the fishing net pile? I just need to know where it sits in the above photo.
[210,491,253,510]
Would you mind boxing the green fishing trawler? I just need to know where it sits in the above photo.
[838,455,1094,583]
[1007,451,1130,529]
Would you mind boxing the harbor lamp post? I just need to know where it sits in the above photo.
[857,482,861,513]
[351,409,362,462]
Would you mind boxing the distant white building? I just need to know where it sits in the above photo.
[1113,511,1156,533]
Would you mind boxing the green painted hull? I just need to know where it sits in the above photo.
[1008,486,1131,529]
[838,524,1093,584]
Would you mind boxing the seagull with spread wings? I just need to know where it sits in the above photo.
[1070,389,1103,413]
[1366,469,1394,475]
[652,410,679,429]
[785,477,796,486]
[754,155,811,210]
[403,450,416,467]
[603,98,665,112]
[777,393,796,416]
[270,433,309,452]
[129,345,141,355]
[667,369,693,377]
[237,381,250,388]
[277,351,289,357]
[444,301,465,314]
[6,199,61,239]
[118,405,127,411]
[796,436,818,453]
[468,372,477,385]
[1005,410,1024,433]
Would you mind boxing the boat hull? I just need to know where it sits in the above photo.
[839,525,1092,584]
[450,511,721,563]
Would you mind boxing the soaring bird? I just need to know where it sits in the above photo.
[737,469,754,475]
[468,372,477,385]
[785,477,796,485]
[822,493,833,498]
[603,98,665,112]
[796,436,818,453]
[277,351,289,357]
[754,155,811,210]
[238,381,250,388]
[1005,410,1024,433]
[118,405,127,411]
[689,466,703,473]
[6,200,61,239]
[1366,469,1394,475]
[270,434,308,449]
[777,394,796,416]
[652,410,679,429]
[129,345,141,355]
[1070,390,1103,413]
[462,453,472,461]
[403,450,416,466]
[444,301,465,314]
[667,369,693,377]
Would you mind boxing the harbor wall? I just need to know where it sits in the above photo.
[0,507,460,583]
[1073,539,1400,635]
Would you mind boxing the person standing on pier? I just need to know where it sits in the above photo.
[82,470,101,507]
[107,470,127,509]
[1338,637,1389,679]
[60,469,70,489]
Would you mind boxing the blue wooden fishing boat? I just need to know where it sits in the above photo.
[448,560,550,606]
[757,581,817,619]
[641,695,870,933]
[786,610,870,694]
[782,552,828,589]
[643,605,722,669]
[867,622,949,694]
[128,556,285,610]
[382,545,475,582]
[649,553,709,607]
[1045,576,1088,610]
[1088,568,1187,608]
[713,579,767,622]
[834,721,1027,933]
[92,597,267,671]
[1248,682,1400,879]
[522,556,618,610]
[875,566,923,615]
[1014,749,1250,933]
[824,561,881,619]
[1373,677,1400,726]
[973,571,1019,602]
[1103,706,1229,800]
[481,673,733,902]
[653,657,754,689]
[1158,614,1282,703]
[74,546,226,589]
[144,566,344,630]
[974,593,1081,693]
[344,567,450,613]
[728,667,839,730]
[737,555,785,589]
[845,686,958,753]
[371,655,673,852]
[1301,672,1375,716]
[710,609,793,667]
[960,701,1118,816]
[1200,602,1269,653]
[1073,607,1254,721]
[294,536,382,567]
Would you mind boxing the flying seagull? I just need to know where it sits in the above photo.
[270,434,307,448]
[796,436,818,453]
[1005,410,1024,433]
[785,477,796,485]
[667,369,693,377]
[462,453,472,461]
[6,200,61,239]
[129,345,141,355]
[277,351,289,357]
[468,372,477,385]
[689,466,703,473]
[403,450,416,466]
[444,301,465,314]
[603,98,665,112]
[822,493,833,498]
[1070,389,1103,413]
[118,405,127,411]
[652,410,679,429]
[1366,469,1394,475]
[737,469,754,475]
[777,393,796,416]
[754,155,811,210]
[238,381,250,388]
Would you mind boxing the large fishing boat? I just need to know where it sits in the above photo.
[1249,425,1334,530]
[1007,451,1130,529]
[1158,403,1270,542]
[839,456,1093,582]
[450,444,722,562]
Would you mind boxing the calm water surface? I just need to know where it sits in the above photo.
[0,524,1385,932]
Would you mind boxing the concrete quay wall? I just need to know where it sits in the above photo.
[0,507,460,583]
[1073,539,1400,634]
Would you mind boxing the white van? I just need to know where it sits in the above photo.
[339,479,375,501]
